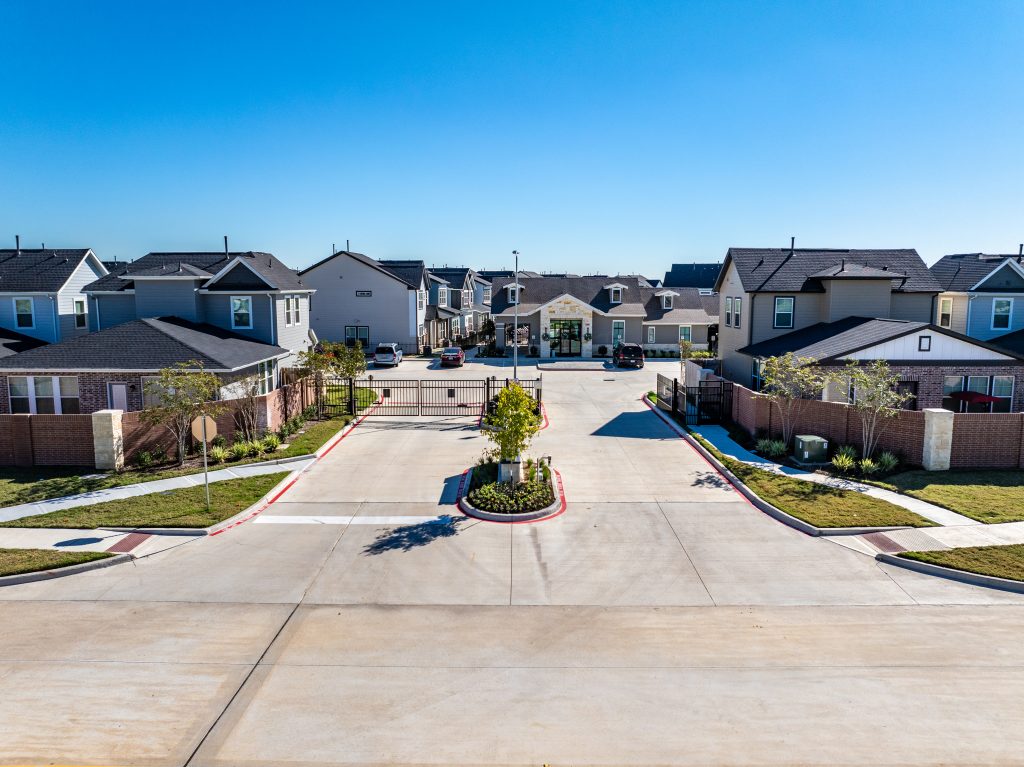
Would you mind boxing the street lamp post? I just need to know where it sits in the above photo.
[512,249,519,381]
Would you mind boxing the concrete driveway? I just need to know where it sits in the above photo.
[2,359,1024,766]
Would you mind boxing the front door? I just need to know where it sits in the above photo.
[550,319,582,356]
[108,383,128,411]
[612,320,626,348]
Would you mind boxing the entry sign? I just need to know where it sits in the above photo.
[191,415,218,443]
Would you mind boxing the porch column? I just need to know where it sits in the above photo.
[921,408,954,471]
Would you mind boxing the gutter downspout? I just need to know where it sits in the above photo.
[268,295,277,346]
[50,294,59,343]
[94,295,102,330]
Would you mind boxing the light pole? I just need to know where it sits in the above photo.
[512,250,519,381]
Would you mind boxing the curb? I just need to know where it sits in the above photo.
[0,552,133,587]
[876,552,1024,594]
[641,395,913,538]
[457,467,567,524]
[102,527,209,536]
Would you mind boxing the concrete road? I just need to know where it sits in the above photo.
[2,359,1024,766]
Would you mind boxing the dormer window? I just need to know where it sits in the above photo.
[663,295,673,309]
[505,283,523,304]
[655,289,679,310]
[611,288,622,304]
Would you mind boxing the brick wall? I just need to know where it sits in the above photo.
[0,413,95,467]
[884,363,1024,411]
[949,414,1024,469]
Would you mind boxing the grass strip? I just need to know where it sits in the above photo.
[900,544,1024,582]
[0,548,113,577]
[873,470,1024,524]
[688,430,932,529]
[0,472,289,529]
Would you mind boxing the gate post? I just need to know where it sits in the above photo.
[672,378,679,415]
[348,377,355,415]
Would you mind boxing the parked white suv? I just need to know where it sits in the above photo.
[374,343,403,367]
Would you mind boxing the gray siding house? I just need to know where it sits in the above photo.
[0,246,108,344]
[930,251,1024,341]
[299,251,427,353]
[714,246,942,386]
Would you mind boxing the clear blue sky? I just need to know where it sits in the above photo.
[1,1,1022,275]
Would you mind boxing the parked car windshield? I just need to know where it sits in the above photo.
[375,346,393,355]
[443,348,461,354]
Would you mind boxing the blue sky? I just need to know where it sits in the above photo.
[1,1,1022,275]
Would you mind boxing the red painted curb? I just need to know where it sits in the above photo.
[455,468,567,525]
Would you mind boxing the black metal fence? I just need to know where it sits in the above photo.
[656,374,733,426]
[323,376,542,417]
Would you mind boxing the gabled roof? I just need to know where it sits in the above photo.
[0,317,289,372]
[428,267,475,289]
[425,304,460,321]
[489,275,718,324]
[0,248,103,293]
[378,260,426,289]
[736,316,1022,363]
[663,263,722,289]
[717,248,940,294]
[298,250,420,289]
[85,251,305,293]
[930,253,1024,292]
[990,327,1024,357]
[0,328,47,360]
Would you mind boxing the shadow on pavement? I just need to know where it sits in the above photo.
[591,411,669,439]
[362,515,468,555]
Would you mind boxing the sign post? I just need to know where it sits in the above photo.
[191,415,218,513]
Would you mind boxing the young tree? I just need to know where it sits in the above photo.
[482,383,540,471]
[141,361,224,465]
[761,352,829,448]
[233,374,263,442]
[844,359,913,458]
[332,340,367,380]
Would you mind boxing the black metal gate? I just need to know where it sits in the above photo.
[656,374,732,426]
[325,376,542,417]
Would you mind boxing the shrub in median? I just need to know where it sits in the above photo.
[468,478,555,514]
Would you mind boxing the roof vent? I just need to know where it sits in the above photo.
[14,234,19,256]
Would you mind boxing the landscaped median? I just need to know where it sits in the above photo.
[0,472,289,530]
[872,470,1024,524]
[642,395,932,533]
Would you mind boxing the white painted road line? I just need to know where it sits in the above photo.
[254,515,457,526]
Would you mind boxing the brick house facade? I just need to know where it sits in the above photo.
[0,371,147,415]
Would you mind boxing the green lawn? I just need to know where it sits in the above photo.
[323,385,378,410]
[874,470,1024,524]
[900,544,1024,582]
[689,431,933,529]
[0,472,289,529]
[0,412,356,510]
[0,548,113,577]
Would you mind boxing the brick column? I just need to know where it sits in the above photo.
[91,409,124,471]
[10,415,33,467]
[921,408,954,471]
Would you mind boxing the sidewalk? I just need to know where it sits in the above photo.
[694,425,977,527]
[0,457,315,524]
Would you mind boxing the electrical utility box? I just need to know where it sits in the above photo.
[794,435,829,463]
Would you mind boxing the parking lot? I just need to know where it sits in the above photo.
[2,358,1024,766]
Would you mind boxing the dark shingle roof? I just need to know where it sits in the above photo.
[378,260,426,289]
[0,317,288,372]
[663,263,722,289]
[930,253,1024,292]
[0,329,47,359]
[0,249,98,292]
[736,317,911,359]
[298,250,420,289]
[85,252,305,293]
[425,304,459,321]
[990,328,1024,356]
[490,276,717,324]
[428,267,473,288]
[719,248,940,294]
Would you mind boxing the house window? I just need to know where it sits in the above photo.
[466,314,474,333]
[438,288,448,306]
[610,288,622,304]
[966,375,992,413]
[751,359,766,392]
[663,295,673,309]
[918,335,931,352]
[938,297,953,328]
[895,380,919,410]
[142,375,162,408]
[417,290,426,311]
[647,326,656,344]
[993,375,1014,413]
[733,297,742,329]
[679,326,692,342]
[992,298,1013,330]
[451,318,460,339]
[8,375,79,414]
[13,297,34,329]
[505,323,529,347]
[942,375,964,411]
[612,320,626,347]
[231,296,253,329]
[773,297,794,329]
[418,324,425,338]
[482,286,492,304]
[257,359,276,395]
[73,298,88,329]
[284,296,293,326]
[462,289,471,308]
[344,325,369,349]
[293,296,301,325]
[508,287,517,304]
[725,297,733,327]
